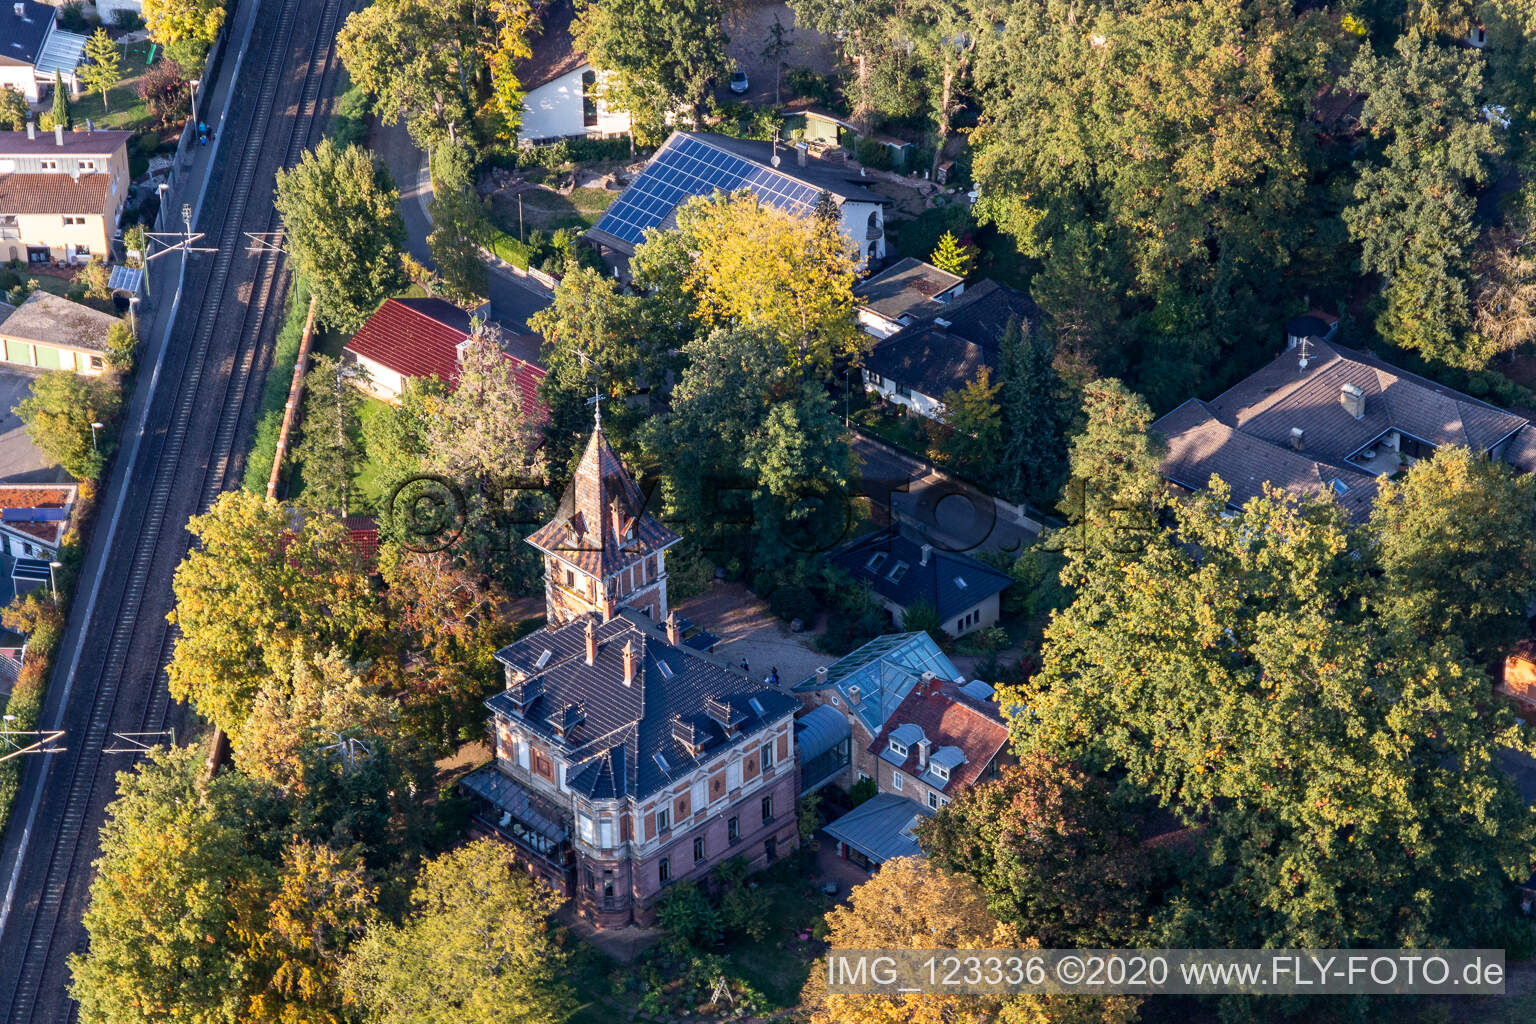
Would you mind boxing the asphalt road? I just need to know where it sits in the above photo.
[0,1,349,1019]
[373,119,553,332]
[852,433,1039,556]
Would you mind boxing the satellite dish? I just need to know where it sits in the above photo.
[770,154,781,167]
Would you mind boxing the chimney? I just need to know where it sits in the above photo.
[13,3,24,17]
[916,737,930,770]
[1289,427,1305,451]
[665,611,681,647]
[848,684,860,707]
[86,119,93,134]
[815,665,828,685]
[622,639,636,686]
[1339,383,1365,420]
[26,121,35,141]
[919,543,932,566]
[55,125,64,147]
[584,618,597,666]
[796,141,808,167]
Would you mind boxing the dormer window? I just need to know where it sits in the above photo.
[886,561,909,583]
[888,738,908,758]
[39,160,57,171]
[931,763,950,782]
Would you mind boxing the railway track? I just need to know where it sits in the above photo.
[0,0,349,1020]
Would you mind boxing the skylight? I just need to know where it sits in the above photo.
[654,752,671,772]
[865,551,888,572]
[656,659,675,679]
[747,696,765,716]
[887,561,909,583]
[1329,478,1349,494]
[954,576,967,589]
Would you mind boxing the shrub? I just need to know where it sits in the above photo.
[849,776,877,806]
[769,584,817,625]
[785,67,840,110]
[58,1,88,31]
[893,204,974,262]
[899,599,944,639]
[330,75,371,149]
[656,881,723,948]
[78,259,110,301]
[113,9,145,31]
[854,136,893,171]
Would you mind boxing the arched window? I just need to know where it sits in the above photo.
[581,70,598,128]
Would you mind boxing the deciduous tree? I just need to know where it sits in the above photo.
[935,366,1001,480]
[167,491,382,743]
[572,0,729,140]
[274,139,405,332]
[920,755,1158,947]
[670,190,862,377]
[142,0,226,48]
[1017,482,1536,950]
[15,370,121,480]
[1370,445,1536,662]
[1056,378,1164,575]
[68,746,275,1024]
[340,840,575,1024]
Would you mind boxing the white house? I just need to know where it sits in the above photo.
[0,1,86,103]
[515,1,630,144]
[588,131,889,273]
[94,0,145,25]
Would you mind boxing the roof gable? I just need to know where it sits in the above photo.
[828,528,1012,619]
[869,678,1007,794]
[526,428,679,578]
[488,610,796,800]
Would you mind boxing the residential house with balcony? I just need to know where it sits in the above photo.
[1152,335,1536,522]
[0,124,133,265]
[462,421,798,927]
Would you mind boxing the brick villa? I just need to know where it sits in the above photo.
[462,422,800,927]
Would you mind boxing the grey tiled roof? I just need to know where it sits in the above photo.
[855,257,963,323]
[488,609,798,802]
[1154,341,1536,520]
[863,280,1038,399]
[1155,399,1379,518]
[823,793,931,864]
[1207,341,1528,463]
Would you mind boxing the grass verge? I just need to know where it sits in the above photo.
[242,277,310,494]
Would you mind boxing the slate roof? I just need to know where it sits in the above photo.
[868,678,1007,796]
[0,173,112,216]
[0,1,53,66]
[793,631,961,736]
[1154,341,1536,519]
[516,0,587,91]
[854,257,964,324]
[487,608,798,802]
[823,793,931,864]
[0,292,119,353]
[828,527,1011,621]
[343,297,547,411]
[863,280,1039,399]
[0,129,133,157]
[795,704,851,763]
[526,427,679,579]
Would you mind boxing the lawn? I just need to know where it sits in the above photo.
[354,396,393,508]
[489,185,617,239]
[68,41,161,133]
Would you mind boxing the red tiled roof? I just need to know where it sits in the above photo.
[0,173,110,215]
[344,297,548,416]
[0,485,75,545]
[868,678,1008,795]
[343,515,380,565]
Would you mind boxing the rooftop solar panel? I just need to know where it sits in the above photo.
[591,134,828,249]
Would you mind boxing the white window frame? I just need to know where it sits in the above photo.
[888,739,908,758]
[760,741,774,770]
[656,806,671,833]
[892,771,904,791]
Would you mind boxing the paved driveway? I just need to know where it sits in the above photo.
[0,367,73,485]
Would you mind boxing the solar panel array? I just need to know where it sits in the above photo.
[591,134,824,248]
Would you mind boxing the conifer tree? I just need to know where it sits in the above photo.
[81,29,121,113]
[929,229,976,277]
[995,317,1066,506]
[51,70,70,129]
